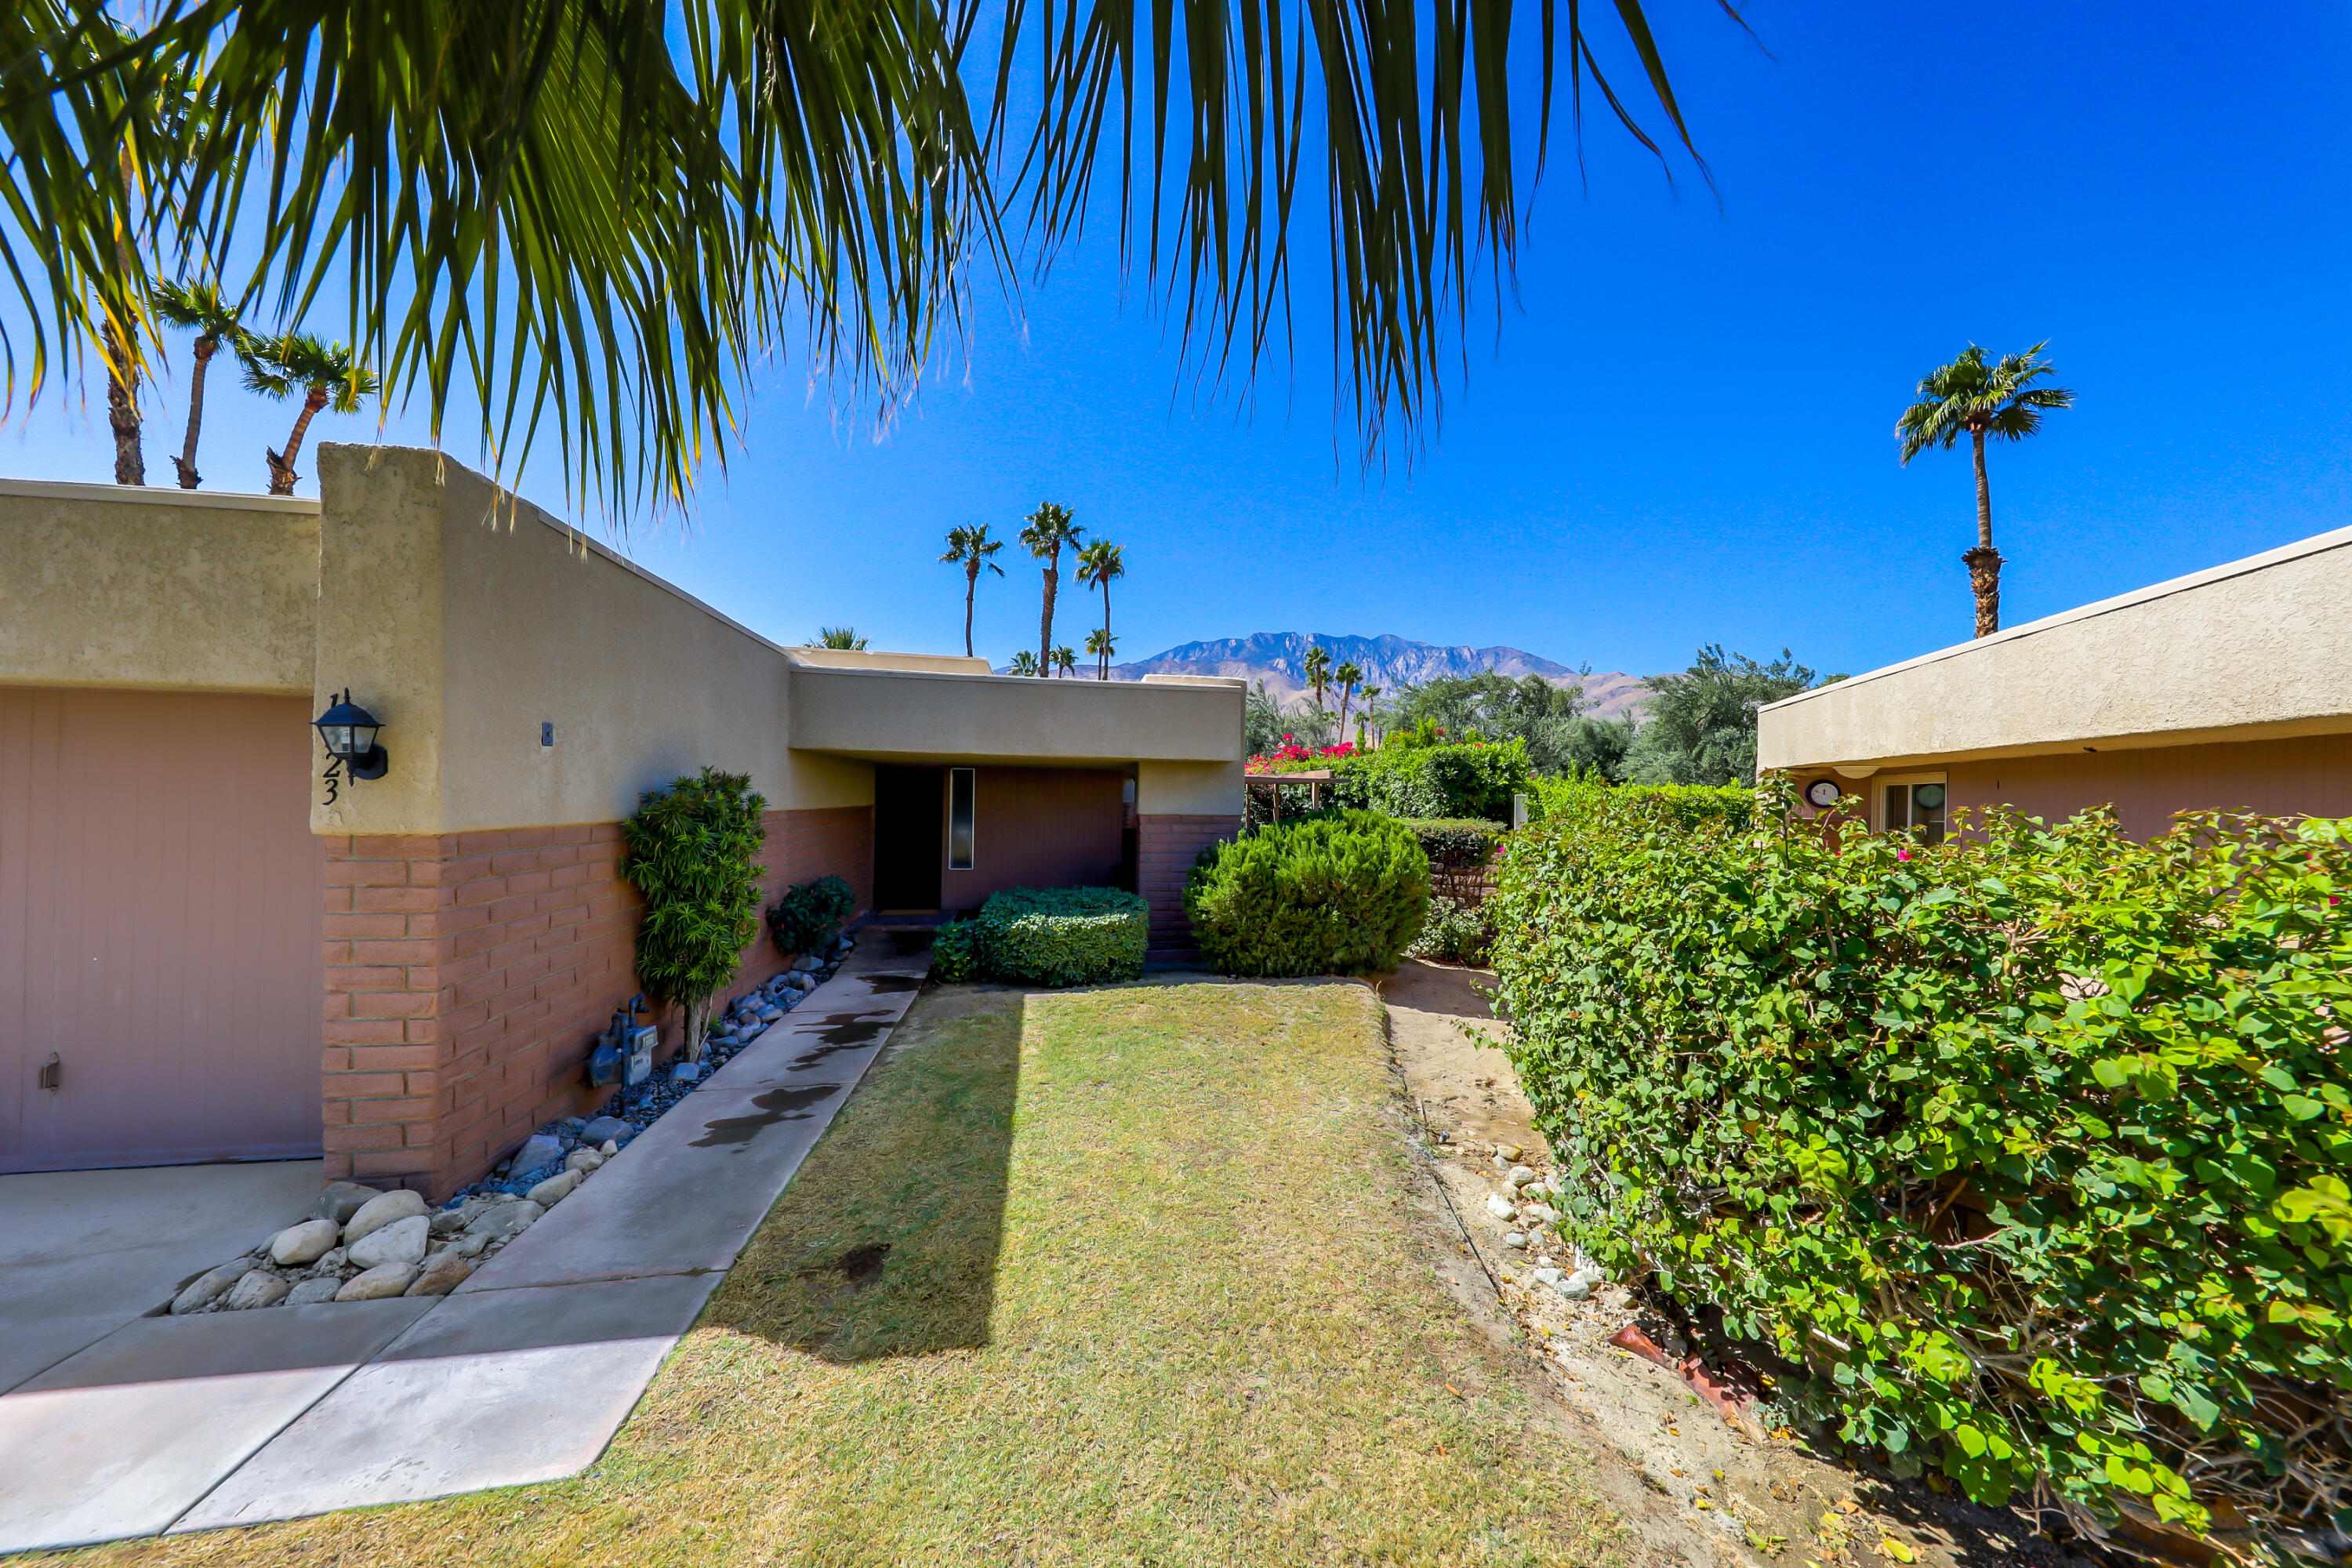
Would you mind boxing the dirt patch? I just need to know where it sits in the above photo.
[1380,966,2100,1568]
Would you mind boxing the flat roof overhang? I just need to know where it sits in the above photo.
[786,662,1244,768]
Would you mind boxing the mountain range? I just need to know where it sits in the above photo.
[1092,632,1649,717]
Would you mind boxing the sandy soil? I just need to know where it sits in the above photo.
[1377,959,2100,1568]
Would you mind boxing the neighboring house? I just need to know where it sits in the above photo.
[1759,524,2352,843]
[0,447,1243,1193]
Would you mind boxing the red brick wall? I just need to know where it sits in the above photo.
[321,803,874,1197]
[1136,813,1241,954]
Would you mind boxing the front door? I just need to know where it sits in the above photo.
[872,765,944,911]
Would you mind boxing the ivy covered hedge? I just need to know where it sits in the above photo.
[936,887,1148,988]
[1187,811,1428,976]
[1523,772,1752,832]
[1488,785,2352,1554]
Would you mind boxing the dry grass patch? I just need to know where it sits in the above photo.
[61,979,1626,1568]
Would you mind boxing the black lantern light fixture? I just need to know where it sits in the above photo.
[312,689,390,781]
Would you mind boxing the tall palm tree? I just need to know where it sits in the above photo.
[1359,685,1384,746]
[1333,661,1363,745]
[241,331,379,495]
[1052,644,1078,679]
[813,626,867,649]
[1075,539,1124,677]
[1007,649,1041,677]
[1302,644,1332,717]
[938,524,1005,658]
[2,2,1716,517]
[1020,503,1083,677]
[147,278,246,488]
[1085,626,1116,676]
[1897,343,2074,638]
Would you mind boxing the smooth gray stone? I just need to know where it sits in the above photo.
[405,1253,473,1297]
[579,1116,632,1145]
[341,1189,426,1246]
[312,1181,383,1225]
[270,1218,340,1266]
[503,1134,563,1178]
[525,1170,582,1208]
[284,1277,343,1306]
[347,1215,428,1272]
[222,1272,292,1311]
[463,1200,543,1241]
[169,1259,258,1316]
[175,1273,721,1528]
[0,1297,430,1553]
[336,1263,418,1301]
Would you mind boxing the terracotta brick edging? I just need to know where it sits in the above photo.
[1136,813,1241,956]
[320,804,876,1199]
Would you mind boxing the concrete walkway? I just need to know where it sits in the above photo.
[0,935,932,1552]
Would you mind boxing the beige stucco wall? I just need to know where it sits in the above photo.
[0,479,318,695]
[788,661,1246,768]
[313,446,804,834]
[1759,523,2352,773]
[1137,759,1246,815]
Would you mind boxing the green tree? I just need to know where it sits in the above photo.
[1020,502,1082,676]
[1084,626,1116,675]
[1620,646,1823,786]
[147,278,247,489]
[1007,648,1041,677]
[938,524,1005,658]
[0,3,1717,514]
[1389,671,1590,771]
[1243,681,1288,756]
[239,330,379,495]
[1075,538,1124,677]
[622,767,766,1062]
[1051,644,1078,678]
[1897,342,2075,638]
[812,626,868,650]
[1302,644,1332,717]
[1357,685,1383,746]
[1332,661,1363,745]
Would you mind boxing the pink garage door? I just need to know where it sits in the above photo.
[0,688,325,1171]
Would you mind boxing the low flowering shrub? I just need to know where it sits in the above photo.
[1249,739,1362,770]
[972,887,1148,987]
[1186,811,1429,975]
[1489,784,2352,1556]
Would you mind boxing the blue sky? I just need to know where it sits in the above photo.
[10,1,2350,682]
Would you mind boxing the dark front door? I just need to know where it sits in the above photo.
[873,765,944,911]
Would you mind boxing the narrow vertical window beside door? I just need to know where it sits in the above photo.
[948,768,976,870]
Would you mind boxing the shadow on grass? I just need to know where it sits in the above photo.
[698,985,1023,1364]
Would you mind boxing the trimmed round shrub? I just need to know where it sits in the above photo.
[766,873,855,957]
[1186,811,1429,976]
[1489,782,2352,1555]
[975,887,1146,987]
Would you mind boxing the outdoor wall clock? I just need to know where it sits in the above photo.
[1805,779,1842,808]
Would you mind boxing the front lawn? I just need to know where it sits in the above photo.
[71,980,1627,1567]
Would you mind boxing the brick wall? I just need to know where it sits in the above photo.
[321,804,874,1197]
[1136,813,1241,955]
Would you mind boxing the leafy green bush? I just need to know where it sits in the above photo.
[1327,739,1529,822]
[1186,811,1429,976]
[1523,772,1751,832]
[765,873,855,957]
[930,920,979,982]
[974,887,1146,987]
[1392,817,1504,872]
[1489,784,2352,1553]
[622,768,767,1058]
[1406,894,1492,964]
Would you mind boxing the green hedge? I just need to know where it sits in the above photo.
[1326,739,1529,822]
[1186,811,1429,976]
[765,873,855,957]
[930,920,979,982]
[969,887,1147,988]
[1522,773,1752,832]
[1392,817,1504,872]
[1488,785,2352,1552]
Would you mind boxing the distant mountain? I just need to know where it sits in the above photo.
[1096,632,1649,718]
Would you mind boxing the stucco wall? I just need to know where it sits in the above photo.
[788,661,1246,768]
[1759,524,2352,772]
[0,478,318,695]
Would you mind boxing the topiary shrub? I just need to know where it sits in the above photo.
[1489,782,2352,1557]
[622,768,767,1062]
[1186,811,1429,976]
[974,887,1146,987]
[766,873,855,958]
[930,920,980,982]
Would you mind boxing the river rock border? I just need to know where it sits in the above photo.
[158,932,858,1316]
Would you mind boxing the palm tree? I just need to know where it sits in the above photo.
[812,626,869,650]
[3,5,1714,517]
[241,332,379,495]
[1007,649,1042,677]
[938,524,1005,658]
[1085,626,1116,675]
[1333,661,1363,745]
[1052,645,1078,678]
[1359,685,1384,747]
[1302,645,1333,718]
[1075,539,1125,677]
[1020,503,1083,677]
[1897,343,2075,638]
[147,279,246,489]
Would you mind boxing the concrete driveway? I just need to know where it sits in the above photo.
[0,1160,324,1396]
